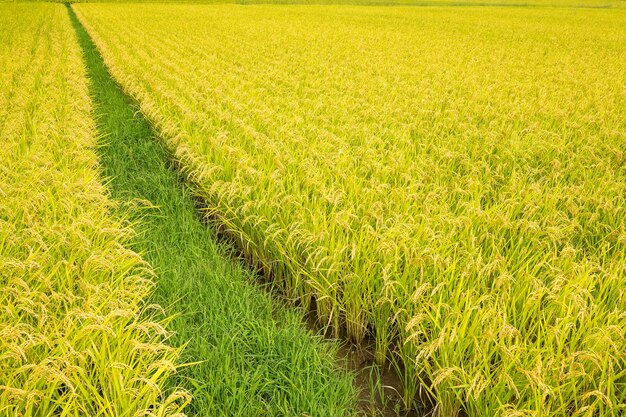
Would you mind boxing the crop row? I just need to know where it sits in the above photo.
[0,4,187,416]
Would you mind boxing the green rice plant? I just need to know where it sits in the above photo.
[0,4,188,416]
[74,3,626,416]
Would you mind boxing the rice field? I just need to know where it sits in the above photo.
[0,4,188,415]
[3,1,625,416]
[73,3,626,416]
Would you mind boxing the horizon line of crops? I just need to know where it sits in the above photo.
[0,4,188,415]
[74,4,626,416]
[41,0,626,11]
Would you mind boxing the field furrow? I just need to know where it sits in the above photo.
[67,6,358,415]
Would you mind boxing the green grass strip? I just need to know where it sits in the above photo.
[67,5,357,416]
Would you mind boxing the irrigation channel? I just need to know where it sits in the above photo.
[66,4,420,416]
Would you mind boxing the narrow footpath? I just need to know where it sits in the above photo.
[67,4,357,416]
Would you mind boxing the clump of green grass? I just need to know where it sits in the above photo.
[0,4,188,415]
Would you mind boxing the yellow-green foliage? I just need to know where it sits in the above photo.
[48,0,626,10]
[75,4,626,416]
[0,4,189,416]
